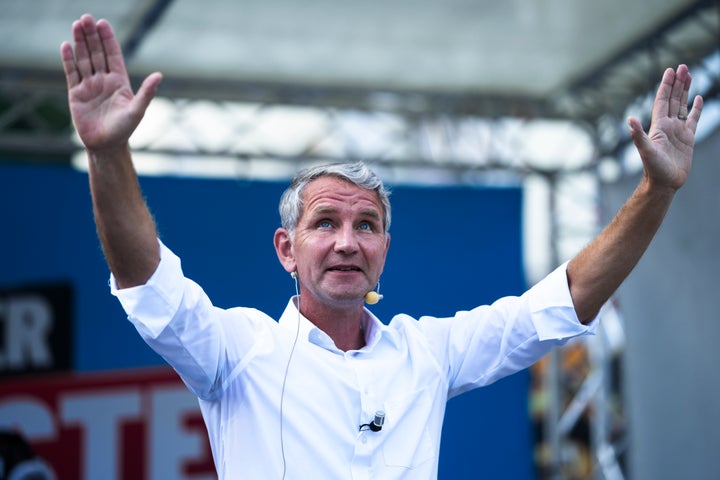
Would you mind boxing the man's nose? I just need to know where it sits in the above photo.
[334,225,359,253]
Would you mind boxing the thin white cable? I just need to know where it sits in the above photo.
[280,273,301,479]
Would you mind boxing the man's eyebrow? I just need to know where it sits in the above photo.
[309,206,339,216]
[308,206,381,219]
[358,208,381,220]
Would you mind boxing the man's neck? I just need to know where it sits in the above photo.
[300,301,366,352]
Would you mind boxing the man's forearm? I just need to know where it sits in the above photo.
[88,143,160,288]
[567,176,676,323]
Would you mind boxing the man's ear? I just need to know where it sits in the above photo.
[273,228,296,274]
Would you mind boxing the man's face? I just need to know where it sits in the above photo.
[290,176,390,308]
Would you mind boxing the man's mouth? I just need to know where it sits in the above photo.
[328,266,362,272]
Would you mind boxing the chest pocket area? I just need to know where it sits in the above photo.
[381,386,436,469]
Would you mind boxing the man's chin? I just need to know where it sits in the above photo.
[318,290,367,306]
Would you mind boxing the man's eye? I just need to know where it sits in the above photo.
[318,220,332,228]
[358,222,372,231]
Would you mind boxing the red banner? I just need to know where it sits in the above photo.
[0,367,216,479]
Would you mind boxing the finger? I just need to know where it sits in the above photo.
[670,64,691,118]
[60,42,80,89]
[668,65,687,118]
[72,18,93,79]
[627,116,652,158]
[81,15,108,74]
[651,67,674,122]
[130,72,163,118]
[685,94,704,133]
[678,72,691,118]
[96,19,127,75]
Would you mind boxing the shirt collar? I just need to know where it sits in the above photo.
[278,296,385,353]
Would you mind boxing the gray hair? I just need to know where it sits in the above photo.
[279,162,391,238]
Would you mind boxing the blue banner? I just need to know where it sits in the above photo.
[0,162,532,479]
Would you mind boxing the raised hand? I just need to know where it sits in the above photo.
[628,64,703,192]
[60,15,163,287]
[566,65,704,323]
[60,14,162,152]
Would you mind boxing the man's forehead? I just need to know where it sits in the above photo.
[303,176,381,208]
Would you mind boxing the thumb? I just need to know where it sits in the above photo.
[131,72,163,118]
[627,116,652,159]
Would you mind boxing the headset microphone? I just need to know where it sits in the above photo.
[364,291,383,304]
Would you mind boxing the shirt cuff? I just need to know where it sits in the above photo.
[110,239,185,338]
[527,261,598,342]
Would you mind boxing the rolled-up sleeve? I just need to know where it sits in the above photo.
[109,240,272,401]
[422,261,597,398]
[110,240,227,399]
[110,240,185,339]
[527,261,598,341]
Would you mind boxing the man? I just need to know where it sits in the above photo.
[61,14,702,479]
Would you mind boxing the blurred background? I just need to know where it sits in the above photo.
[1,1,719,479]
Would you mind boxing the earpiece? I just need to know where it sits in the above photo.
[364,291,383,305]
[290,271,298,279]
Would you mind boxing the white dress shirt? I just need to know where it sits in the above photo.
[112,241,595,479]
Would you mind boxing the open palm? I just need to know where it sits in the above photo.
[61,14,161,152]
[629,65,703,191]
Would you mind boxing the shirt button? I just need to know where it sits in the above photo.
[361,435,367,444]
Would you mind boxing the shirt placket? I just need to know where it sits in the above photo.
[348,350,382,480]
